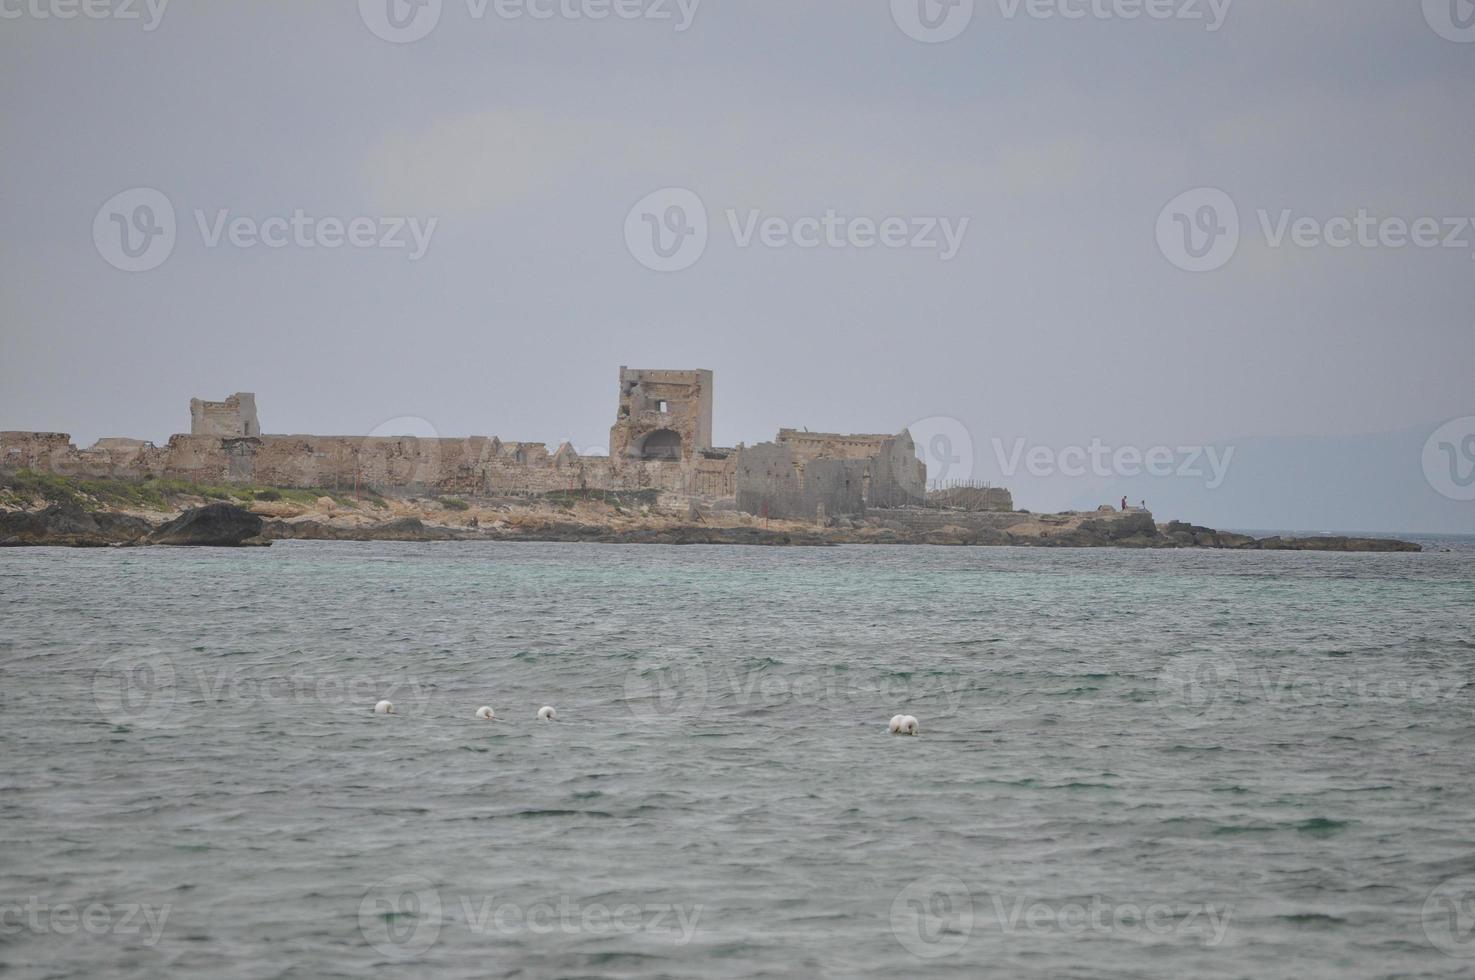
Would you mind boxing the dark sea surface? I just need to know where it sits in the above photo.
[1,541,1473,979]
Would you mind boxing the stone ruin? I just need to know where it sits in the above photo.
[190,393,259,438]
[1,367,933,523]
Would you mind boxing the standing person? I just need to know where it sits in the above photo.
[1121,496,1128,511]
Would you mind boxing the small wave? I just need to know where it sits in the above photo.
[1276,913,1349,927]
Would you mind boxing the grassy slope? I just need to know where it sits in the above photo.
[0,470,386,513]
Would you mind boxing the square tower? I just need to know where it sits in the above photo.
[609,367,713,463]
[190,393,260,438]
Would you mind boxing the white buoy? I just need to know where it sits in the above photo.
[537,706,557,721]
[888,714,904,734]
[374,700,395,715]
[475,706,496,721]
[900,715,919,736]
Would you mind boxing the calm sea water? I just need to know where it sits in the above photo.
[2,541,1473,979]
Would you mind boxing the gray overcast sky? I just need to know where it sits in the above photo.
[1,0,1472,523]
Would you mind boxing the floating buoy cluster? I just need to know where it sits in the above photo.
[374,701,919,734]
[888,714,919,736]
[370,702,559,722]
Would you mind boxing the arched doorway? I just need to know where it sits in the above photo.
[640,429,683,461]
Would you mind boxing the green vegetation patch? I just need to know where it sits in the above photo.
[0,470,370,512]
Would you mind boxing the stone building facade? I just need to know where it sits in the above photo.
[608,368,713,466]
[733,429,926,522]
[190,393,260,438]
[2,367,933,519]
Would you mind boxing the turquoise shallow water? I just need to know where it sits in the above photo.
[1,541,1473,979]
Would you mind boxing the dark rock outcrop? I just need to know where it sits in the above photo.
[262,518,470,542]
[0,502,151,547]
[1256,536,1421,553]
[593,526,834,546]
[148,504,266,547]
[1080,511,1158,541]
[1162,521,1259,550]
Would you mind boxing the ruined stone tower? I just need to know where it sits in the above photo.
[608,368,713,465]
[190,393,259,438]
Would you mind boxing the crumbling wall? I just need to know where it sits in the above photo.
[1,432,78,472]
[1,432,175,481]
[609,367,713,465]
[776,429,891,461]
[735,443,866,523]
[4,371,924,506]
[190,393,259,438]
[926,485,1014,512]
[690,452,737,498]
[775,428,926,509]
[866,431,927,508]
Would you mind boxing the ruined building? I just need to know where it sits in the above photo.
[190,393,260,438]
[1,367,929,522]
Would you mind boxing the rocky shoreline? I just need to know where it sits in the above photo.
[0,496,1422,552]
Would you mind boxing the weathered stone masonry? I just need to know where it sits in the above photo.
[1,368,929,520]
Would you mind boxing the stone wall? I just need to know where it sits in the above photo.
[221,434,699,496]
[773,428,926,509]
[926,485,1015,512]
[608,368,713,467]
[1,429,713,497]
[734,442,868,523]
[3,368,954,508]
[190,393,259,437]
